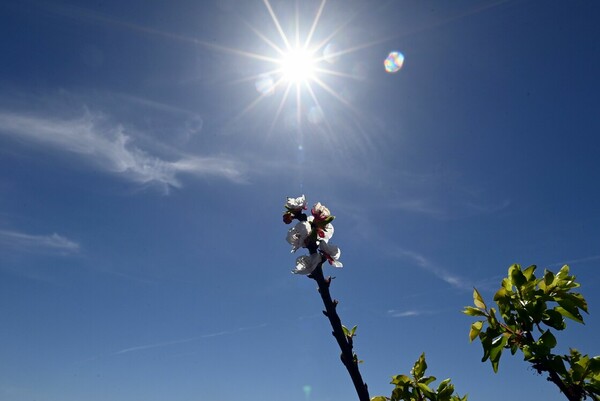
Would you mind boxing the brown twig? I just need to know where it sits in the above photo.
[309,262,370,401]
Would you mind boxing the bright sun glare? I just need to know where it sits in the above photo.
[280,48,317,83]
[225,0,374,135]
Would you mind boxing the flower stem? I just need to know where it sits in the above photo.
[309,263,370,401]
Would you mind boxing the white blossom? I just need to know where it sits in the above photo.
[291,253,322,275]
[286,221,311,252]
[285,195,307,212]
[319,241,343,268]
[319,223,334,241]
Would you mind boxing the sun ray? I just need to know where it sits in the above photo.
[231,75,287,124]
[243,20,286,56]
[310,3,368,53]
[227,67,282,86]
[214,47,281,64]
[263,0,292,51]
[311,76,355,110]
[313,67,361,80]
[295,1,301,49]
[268,83,294,136]
[303,0,327,49]
[295,82,302,126]
[305,81,335,138]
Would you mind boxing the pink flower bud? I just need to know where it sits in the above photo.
[283,212,294,224]
[311,202,331,221]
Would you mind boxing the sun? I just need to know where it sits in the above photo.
[279,48,318,83]
[221,0,368,135]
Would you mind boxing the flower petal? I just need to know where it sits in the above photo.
[286,221,312,252]
[291,254,322,275]
[319,241,342,267]
[285,195,307,212]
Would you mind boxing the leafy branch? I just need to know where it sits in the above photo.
[372,353,467,401]
[464,264,600,401]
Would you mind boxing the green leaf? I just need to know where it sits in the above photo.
[391,375,410,385]
[473,288,486,309]
[463,306,486,317]
[322,215,335,224]
[523,265,537,281]
[489,335,508,373]
[438,382,456,400]
[412,353,427,379]
[370,397,388,401]
[469,321,483,342]
[547,355,568,376]
[527,300,546,324]
[493,287,508,302]
[500,277,512,291]
[588,356,600,374]
[555,302,584,324]
[522,345,534,361]
[509,265,527,288]
[510,342,519,355]
[538,330,557,353]
[437,378,451,392]
[561,292,589,313]
[488,308,499,327]
[417,383,434,398]
[342,325,350,337]
[542,309,566,330]
[391,387,404,401]
[556,264,570,280]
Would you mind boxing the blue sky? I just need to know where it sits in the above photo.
[0,1,599,400]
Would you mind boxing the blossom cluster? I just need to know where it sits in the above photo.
[283,195,343,275]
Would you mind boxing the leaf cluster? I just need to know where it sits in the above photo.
[464,264,599,401]
[371,353,467,401]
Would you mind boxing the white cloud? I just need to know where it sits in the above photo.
[387,310,421,318]
[549,255,600,267]
[394,248,471,290]
[0,229,79,253]
[0,110,244,190]
[113,323,268,355]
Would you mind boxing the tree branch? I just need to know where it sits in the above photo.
[309,262,370,401]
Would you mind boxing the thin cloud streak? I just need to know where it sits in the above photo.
[0,110,244,190]
[549,255,600,268]
[389,197,511,219]
[387,310,422,318]
[114,323,268,355]
[394,248,471,290]
[332,199,474,290]
[0,229,79,253]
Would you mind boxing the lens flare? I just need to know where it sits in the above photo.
[384,51,405,73]
[307,105,324,124]
[323,42,339,64]
[255,74,275,95]
[303,385,312,400]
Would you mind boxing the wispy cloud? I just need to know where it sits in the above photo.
[388,196,511,220]
[387,309,423,318]
[114,323,268,355]
[333,198,474,290]
[0,229,79,253]
[0,109,244,191]
[390,199,444,216]
[549,255,600,268]
[392,248,471,290]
